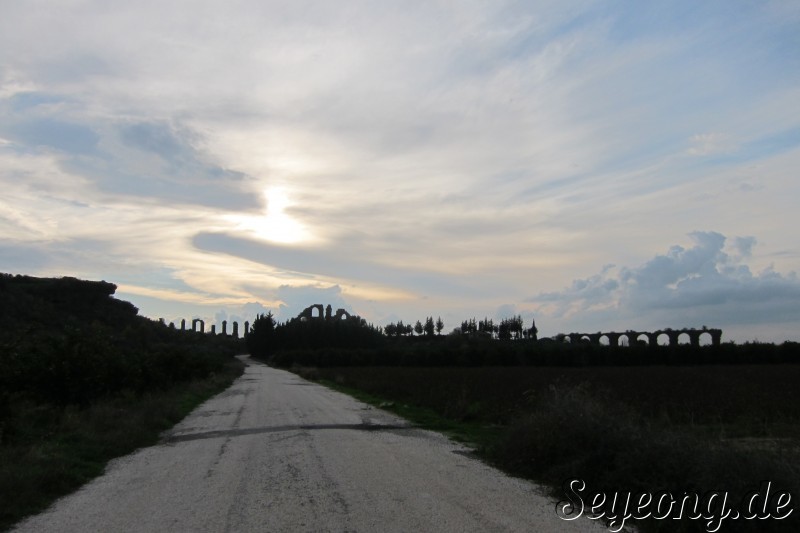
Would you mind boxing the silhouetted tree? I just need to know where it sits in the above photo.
[460,318,478,336]
[424,316,435,337]
[528,317,538,341]
[479,317,495,339]
[498,319,511,340]
[414,320,424,336]
[247,312,276,358]
[435,316,444,335]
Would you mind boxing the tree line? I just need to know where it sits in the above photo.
[384,315,537,340]
[383,317,444,337]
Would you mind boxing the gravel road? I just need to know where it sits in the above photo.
[13,356,603,532]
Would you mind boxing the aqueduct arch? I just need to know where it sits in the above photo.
[556,328,722,347]
[299,304,325,320]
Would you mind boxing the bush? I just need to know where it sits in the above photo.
[494,384,799,532]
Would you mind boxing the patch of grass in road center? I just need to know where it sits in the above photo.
[0,358,245,532]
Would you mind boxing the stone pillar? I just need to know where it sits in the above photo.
[244,321,250,337]
[627,332,638,346]
[711,330,722,346]
[326,304,332,320]
[667,331,680,346]
[181,318,186,331]
[233,322,239,338]
[607,333,621,347]
[222,320,228,335]
[211,324,216,335]
[690,331,700,348]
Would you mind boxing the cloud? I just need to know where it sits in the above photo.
[687,133,736,157]
[529,231,800,333]
[0,90,260,210]
[4,118,100,154]
[191,231,497,300]
[1,2,799,342]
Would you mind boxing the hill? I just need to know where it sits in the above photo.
[0,273,244,530]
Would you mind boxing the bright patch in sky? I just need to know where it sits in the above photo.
[225,188,313,245]
[1,1,799,342]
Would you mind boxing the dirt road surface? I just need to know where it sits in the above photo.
[13,357,603,532]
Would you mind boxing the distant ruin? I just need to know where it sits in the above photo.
[171,317,249,338]
[297,304,357,322]
[555,327,722,347]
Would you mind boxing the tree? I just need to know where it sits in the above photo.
[498,319,511,340]
[460,318,477,335]
[435,316,444,335]
[414,320,424,336]
[246,311,276,358]
[424,316,435,337]
[479,317,494,338]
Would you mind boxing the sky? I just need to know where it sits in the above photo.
[1,1,799,343]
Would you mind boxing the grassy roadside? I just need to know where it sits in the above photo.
[0,358,245,532]
[308,375,503,450]
[292,365,800,533]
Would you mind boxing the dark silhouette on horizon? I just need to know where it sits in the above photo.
[556,327,723,347]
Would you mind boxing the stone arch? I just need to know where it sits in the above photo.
[555,327,722,348]
[334,308,351,321]
[299,304,325,320]
[192,318,205,333]
[698,330,713,346]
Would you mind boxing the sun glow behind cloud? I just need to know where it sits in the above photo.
[223,187,315,246]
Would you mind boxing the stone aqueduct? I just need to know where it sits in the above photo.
[555,327,722,347]
[164,307,722,347]
[165,318,251,338]
[163,304,359,338]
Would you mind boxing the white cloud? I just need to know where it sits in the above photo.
[687,133,737,157]
[529,232,800,340]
